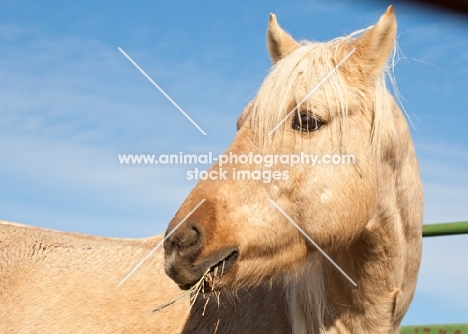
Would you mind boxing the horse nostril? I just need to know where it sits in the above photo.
[164,220,205,259]
[178,225,198,246]
[173,223,203,250]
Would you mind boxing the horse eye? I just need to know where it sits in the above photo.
[292,113,323,132]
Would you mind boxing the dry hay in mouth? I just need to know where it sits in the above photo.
[152,260,226,315]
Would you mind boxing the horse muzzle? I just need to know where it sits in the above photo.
[164,243,239,290]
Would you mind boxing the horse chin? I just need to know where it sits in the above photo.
[177,247,239,291]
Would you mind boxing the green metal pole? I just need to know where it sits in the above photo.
[399,222,468,333]
[422,221,468,237]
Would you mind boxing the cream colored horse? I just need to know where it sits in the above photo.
[1,6,422,333]
[0,220,289,333]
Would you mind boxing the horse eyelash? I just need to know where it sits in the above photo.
[292,111,325,132]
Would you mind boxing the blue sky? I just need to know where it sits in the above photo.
[1,0,467,326]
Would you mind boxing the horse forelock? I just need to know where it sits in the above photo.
[249,29,401,162]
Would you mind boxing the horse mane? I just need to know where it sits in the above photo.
[249,28,400,163]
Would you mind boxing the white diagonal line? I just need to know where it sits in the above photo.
[268,48,356,136]
[118,47,207,136]
[268,198,357,286]
[117,199,206,287]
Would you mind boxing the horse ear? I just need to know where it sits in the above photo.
[351,6,396,77]
[237,101,253,131]
[267,13,300,64]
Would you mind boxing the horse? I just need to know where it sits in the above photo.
[164,5,423,333]
[0,6,423,333]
